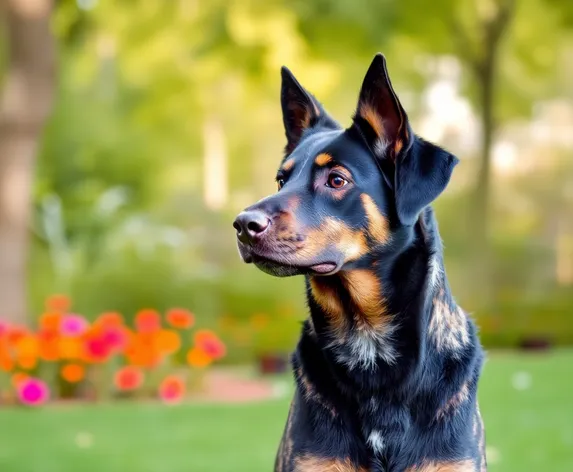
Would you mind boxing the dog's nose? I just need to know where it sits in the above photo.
[233,210,271,245]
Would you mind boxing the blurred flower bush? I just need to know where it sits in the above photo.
[0,295,225,407]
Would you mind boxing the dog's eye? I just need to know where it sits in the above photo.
[277,179,285,190]
[327,174,348,189]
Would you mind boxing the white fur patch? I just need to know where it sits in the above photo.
[332,324,399,370]
[373,137,389,157]
[367,430,385,454]
[428,254,443,290]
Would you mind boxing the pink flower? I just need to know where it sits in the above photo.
[60,314,88,337]
[101,326,127,351]
[18,378,49,406]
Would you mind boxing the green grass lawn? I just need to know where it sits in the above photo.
[1,350,572,472]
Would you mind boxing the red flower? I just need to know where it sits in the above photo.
[166,308,195,329]
[135,309,161,333]
[114,366,144,391]
[83,333,112,363]
[158,376,186,404]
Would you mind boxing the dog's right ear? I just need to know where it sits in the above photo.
[281,67,338,154]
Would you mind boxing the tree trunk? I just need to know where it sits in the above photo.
[472,58,496,304]
[469,0,515,308]
[0,0,56,324]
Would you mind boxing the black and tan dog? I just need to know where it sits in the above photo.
[233,54,486,472]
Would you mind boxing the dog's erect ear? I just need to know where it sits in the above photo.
[281,66,337,154]
[352,54,458,225]
[352,53,410,159]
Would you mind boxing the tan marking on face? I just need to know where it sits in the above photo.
[435,381,470,420]
[359,103,385,139]
[361,194,390,243]
[295,455,368,472]
[405,460,476,472]
[341,270,389,330]
[315,153,332,166]
[429,299,470,353]
[300,218,367,264]
[281,158,295,172]
[296,367,337,417]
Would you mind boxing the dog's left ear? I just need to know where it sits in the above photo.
[281,66,338,154]
[352,53,459,225]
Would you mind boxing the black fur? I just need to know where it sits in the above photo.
[234,53,486,472]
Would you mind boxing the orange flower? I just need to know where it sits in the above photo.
[159,375,186,404]
[57,337,82,359]
[114,366,144,391]
[38,329,59,361]
[94,312,124,328]
[45,294,71,312]
[11,372,29,388]
[61,363,85,383]
[0,341,14,372]
[14,335,39,358]
[194,331,226,360]
[166,308,194,329]
[186,347,212,368]
[135,309,161,333]
[39,312,62,332]
[154,330,181,354]
[7,326,28,345]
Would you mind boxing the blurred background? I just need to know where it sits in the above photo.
[0,0,572,471]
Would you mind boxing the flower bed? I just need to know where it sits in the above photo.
[0,295,226,406]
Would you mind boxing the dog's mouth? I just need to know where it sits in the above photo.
[238,244,339,277]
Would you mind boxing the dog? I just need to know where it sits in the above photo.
[233,54,486,472]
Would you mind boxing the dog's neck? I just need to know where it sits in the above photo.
[299,207,474,398]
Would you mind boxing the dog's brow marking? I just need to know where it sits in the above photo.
[281,158,295,172]
[435,381,470,421]
[361,194,390,243]
[314,153,333,166]
[294,455,368,472]
[367,430,385,454]
[429,297,470,355]
[405,459,476,472]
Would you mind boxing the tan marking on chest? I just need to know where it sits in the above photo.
[361,194,390,243]
[341,270,389,329]
[406,459,476,472]
[309,277,346,335]
[294,455,368,472]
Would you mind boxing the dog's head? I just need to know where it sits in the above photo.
[233,54,458,277]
